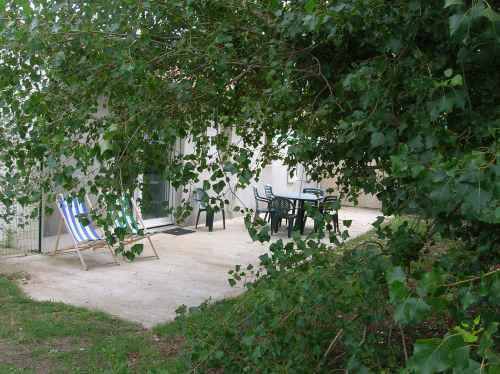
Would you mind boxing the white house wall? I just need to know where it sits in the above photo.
[180,128,318,226]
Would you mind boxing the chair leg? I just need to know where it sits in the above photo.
[222,209,226,229]
[270,213,277,233]
[75,247,88,271]
[195,210,201,229]
[287,216,294,238]
[106,243,120,264]
[52,219,64,255]
[206,210,214,232]
[300,215,306,234]
[147,235,160,259]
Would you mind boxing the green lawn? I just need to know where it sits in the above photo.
[0,230,383,373]
[0,273,187,374]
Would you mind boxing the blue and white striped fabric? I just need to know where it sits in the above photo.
[57,196,102,243]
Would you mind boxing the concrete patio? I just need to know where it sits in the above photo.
[0,207,382,328]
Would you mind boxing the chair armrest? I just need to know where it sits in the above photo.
[256,197,271,203]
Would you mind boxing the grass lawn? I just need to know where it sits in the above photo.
[0,273,188,374]
[0,229,383,373]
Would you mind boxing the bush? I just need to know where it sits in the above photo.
[156,218,499,373]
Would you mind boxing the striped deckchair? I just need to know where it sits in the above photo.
[53,194,118,270]
[112,195,159,260]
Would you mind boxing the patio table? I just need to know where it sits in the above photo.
[273,192,323,234]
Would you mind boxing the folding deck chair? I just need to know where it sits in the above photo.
[53,194,118,271]
[112,195,160,261]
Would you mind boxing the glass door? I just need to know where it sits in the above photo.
[141,172,174,228]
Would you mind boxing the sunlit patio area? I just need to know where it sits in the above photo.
[0,207,381,328]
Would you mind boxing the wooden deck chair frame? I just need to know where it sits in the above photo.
[53,194,119,271]
[122,197,160,260]
[109,194,160,260]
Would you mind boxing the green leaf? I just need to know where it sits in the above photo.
[131,243,143,253]
[304,0,316,13]
[494,207,500,221]
[387,267,411,306]
[460,289,477,310]
[387,266,406,284]
[409,338,451,374]
[214,350,224,359]
[484,8,500,23]
[479,322,499,356]
[213,180,225,194]
[453,326,478,343]
[408,334,474,374]
[342,219,352,227]
[269,0,280,10]
[489,365,500,374]
[242,335,255,346]
[417,268,444,297]
[450,74,463,86]
[444,0,464,8]
[394,297,430,324]
[385,38,402,53]
[449,13,467,36]
[370,132,385,148]
[53,51,66,67]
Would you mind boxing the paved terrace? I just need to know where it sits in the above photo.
[0,207,381,328]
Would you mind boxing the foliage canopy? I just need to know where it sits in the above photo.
[1,0,499,372]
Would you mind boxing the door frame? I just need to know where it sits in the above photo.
[137,176,176,229]
[138,139,182,228]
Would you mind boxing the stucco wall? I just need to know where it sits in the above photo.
[178,129,318,226]
[42,119,323,236]
[320,178,382,209]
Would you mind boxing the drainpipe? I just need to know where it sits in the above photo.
[37,196,43,253]
[37,160,44,253]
